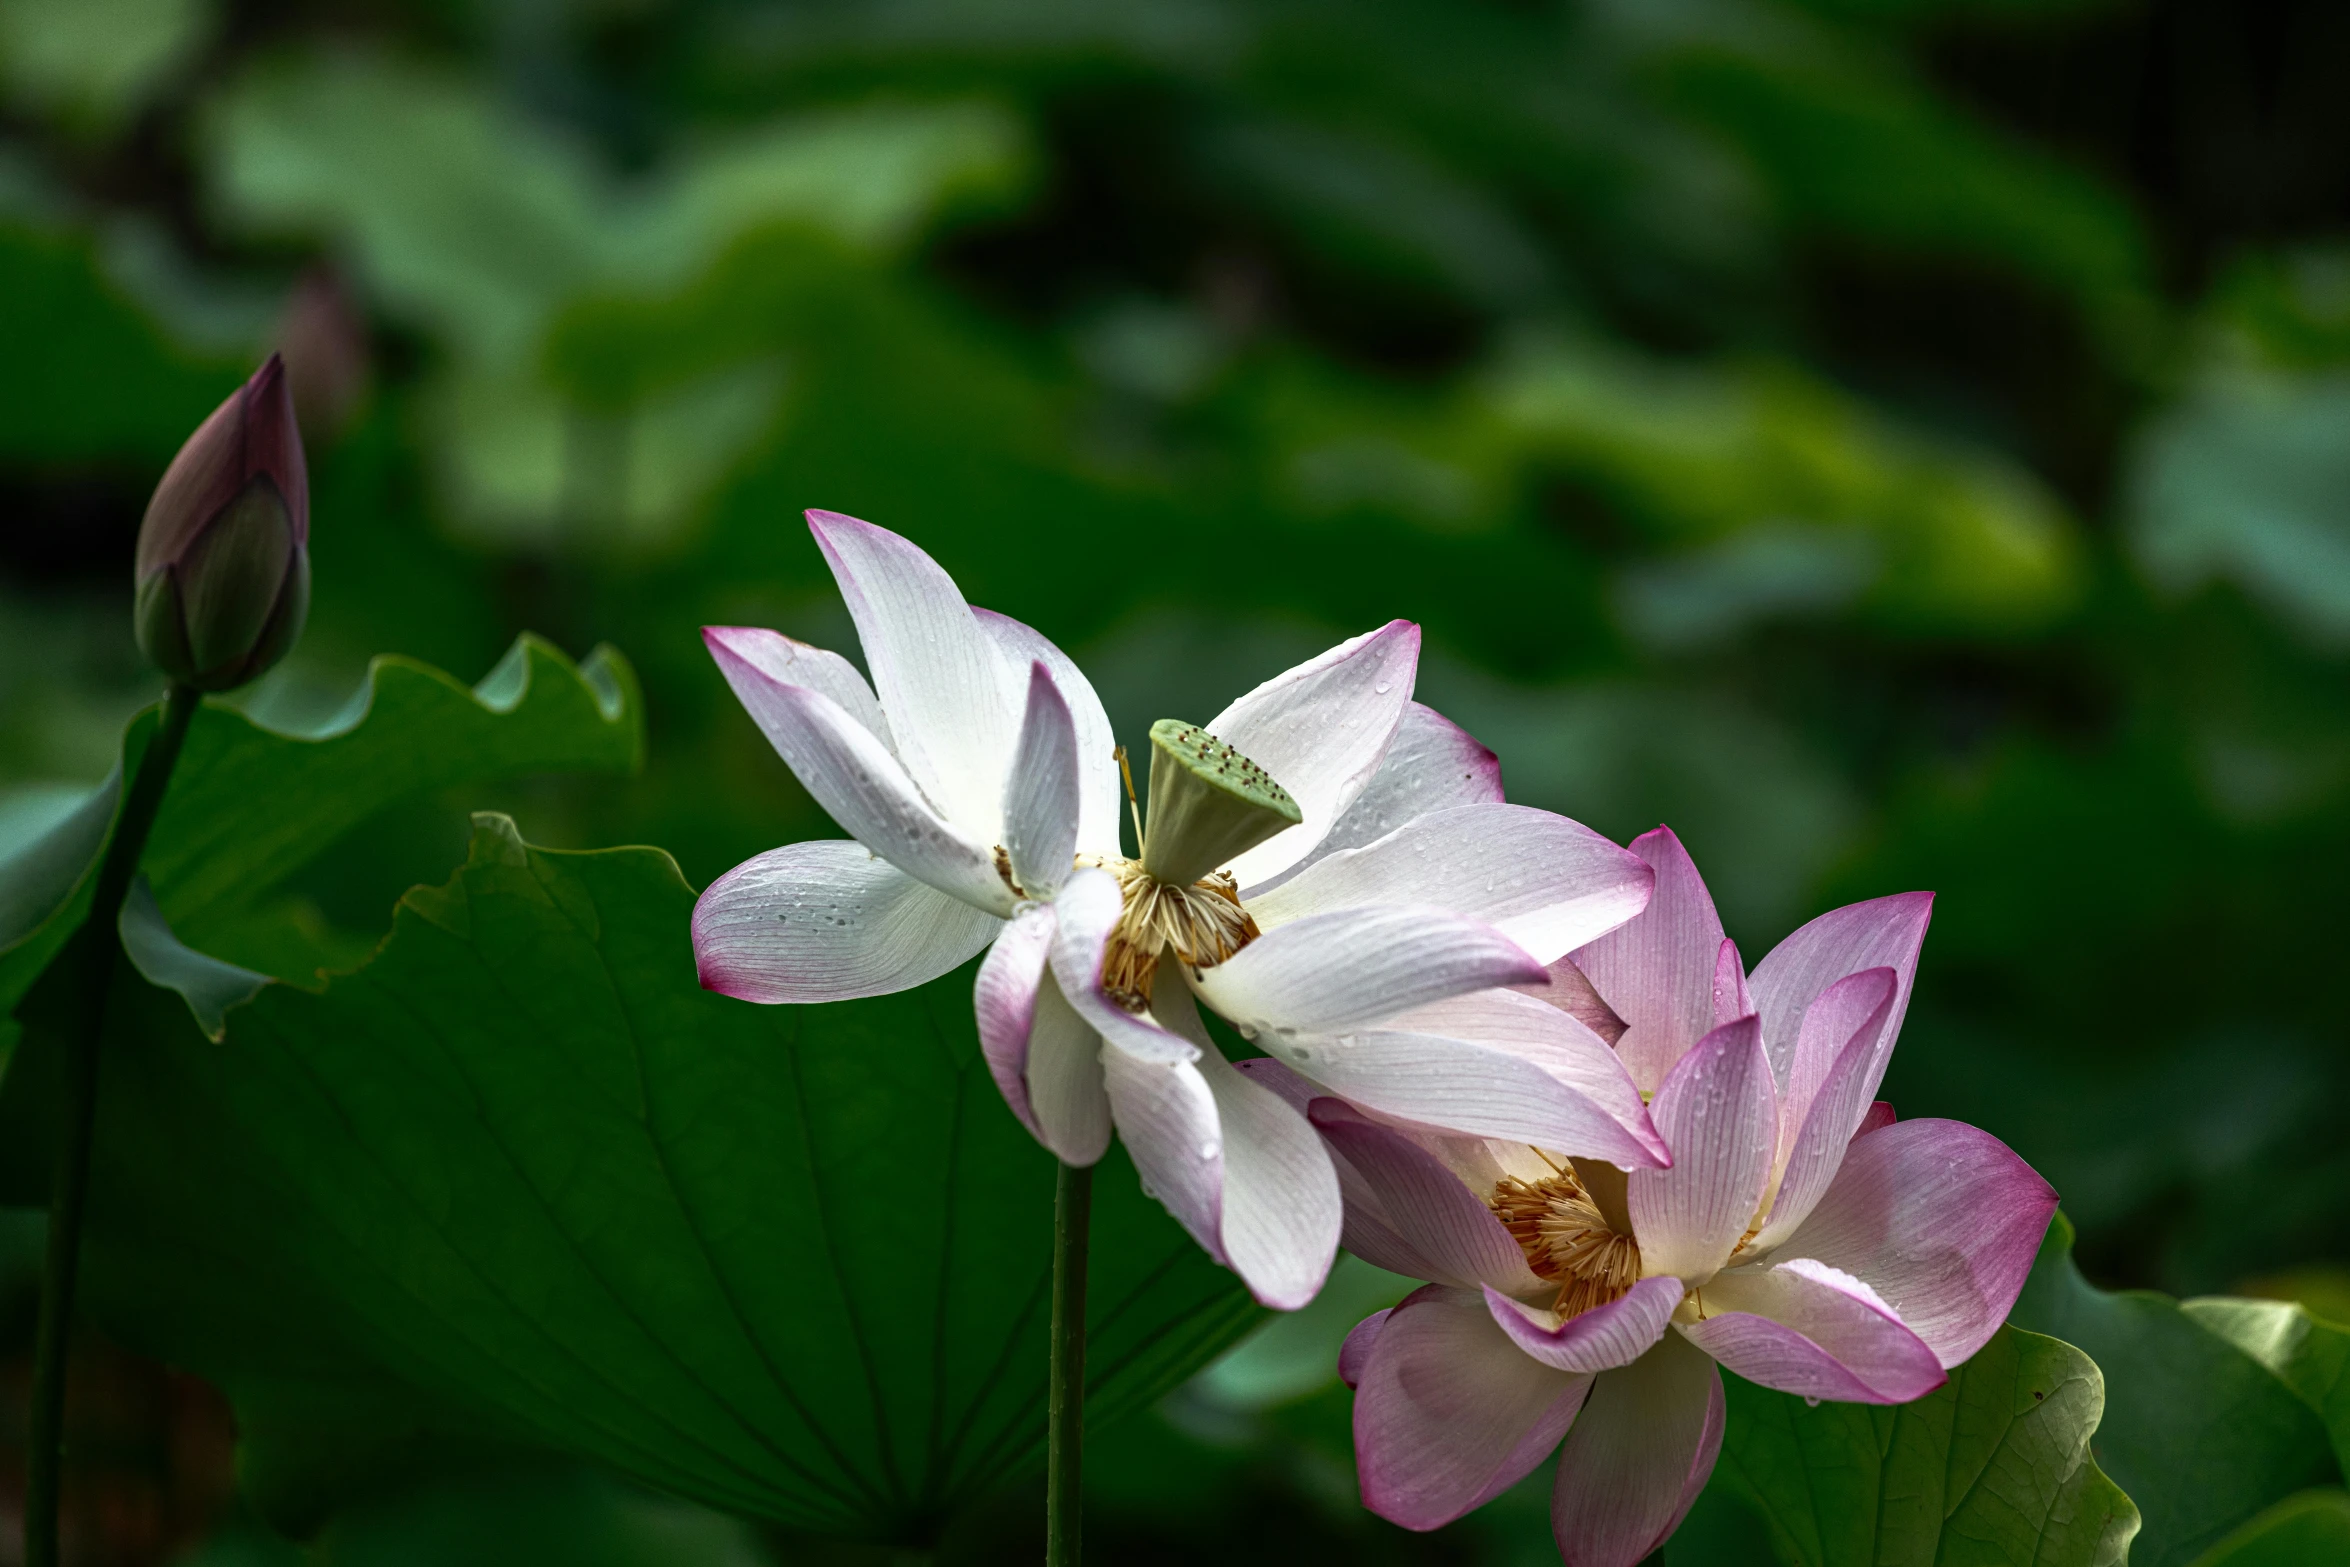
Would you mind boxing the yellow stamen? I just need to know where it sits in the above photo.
[1094,856,1259,1008]
[1490,1168,1645,1320]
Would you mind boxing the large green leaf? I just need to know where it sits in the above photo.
[2183,1489,2350,1567]
[0,634,642,1020]
[1705,1325,2138,1567]
[2011,1215,2340,1567]
[2182,1295,2350,1479]
[0,815,1258,1542]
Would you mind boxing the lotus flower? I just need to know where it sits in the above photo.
[692,512,1667,1307]
[1280,829,2056,1566]
[133,354,310,692]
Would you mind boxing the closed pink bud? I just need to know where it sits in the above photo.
[133,355,310,691]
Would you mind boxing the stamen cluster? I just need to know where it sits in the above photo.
[1490,1169,1645,1319]
[1097,856,1260,1007]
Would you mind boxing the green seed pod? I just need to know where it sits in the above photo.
[1140,719,1302,886]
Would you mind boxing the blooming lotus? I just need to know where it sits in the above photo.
[692,512,1667,1307]
[1282,828,2057,1567]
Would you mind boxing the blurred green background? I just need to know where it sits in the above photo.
[5,0,2350,1559]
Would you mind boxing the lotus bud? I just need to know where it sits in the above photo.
[133,355,310,692]
[1139,719,1301,886]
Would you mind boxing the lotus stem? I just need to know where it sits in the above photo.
[1046,1157,1093,1567]
[25,682,199,1567]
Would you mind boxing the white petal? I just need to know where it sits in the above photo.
[1029,970,1112,1165]
[701,672,1012,915]
[1045,867,1198,1065]
[1567,826,1726,1096]
[807,510,1016,841]
[974,905,1056,1139]
[1195,1027,1341,1309]
[1191,905,1547,1036]
[1290,700,1501,872]
[1207,620,1421,890]
[976,607,1125,859]
[693,841,998,1003]
[1246,803,1653,964]
[1626,1017,1777,1284]
[1002,661,1081,898]
[704,625,895,755]
[1308,988,1667,1168]
[1102,1044,1224,1264]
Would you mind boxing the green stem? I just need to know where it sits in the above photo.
[1045,1158,1093,1567]
[25,683,199,1567]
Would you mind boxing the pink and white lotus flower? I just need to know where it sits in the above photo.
[691,512,1668,1308]
[1279,828,2056,1566]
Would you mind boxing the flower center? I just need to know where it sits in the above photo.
[1081,719,1299,1008]
[1096,856,1260,1008]
[1490,1163,1644,1319]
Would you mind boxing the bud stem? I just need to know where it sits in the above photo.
[25,683,199,1567]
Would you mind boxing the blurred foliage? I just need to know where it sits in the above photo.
[7,0,2350,1560]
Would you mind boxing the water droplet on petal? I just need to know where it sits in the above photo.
[1198,1140,1218,1160]
[1803,1396,1821,1408]
[1374,680,1392,694]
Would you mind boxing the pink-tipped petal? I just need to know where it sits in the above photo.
[1339,1309,1392,1389]
[974,608,1124,859]
[1751,971,1898,1250]
[1549,1334,1724,1567]
[1027,976,1111,1165]
[1191,905,1548,1036]
[705,625,895,755]
[1484,1277,1683,1374]
[1626,1017,1776,1283]
[1355,1285,1591,1531]
[1853,1101,1897,1139]
[1247,804,1654,966]
[1679,1257,1946,1403]
[1195,1025,1342,1308]
[1711,937,1750,1026]
[1523,955,1628,1046]
[1302,701,1503,869]
[1002,662,1081,898]
[1286,989,1665,1170]
[974,905,1055,1137]
[1286,1092,1456,1282]
[1101,1045,1224,1265]
[1046,867,1199,1065]
[693,841,997,1003]
[1209,621,1422,890]
[697,651,1011,913]
[1309,1102,1544,1294]
[1776,1118,2057,1367]
[1749,890,1933,1093]
[1780,967,1898,1151]
[806,510,1016,840]
[1569,826,1727,1096]
[1229,1054,1315,1112]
